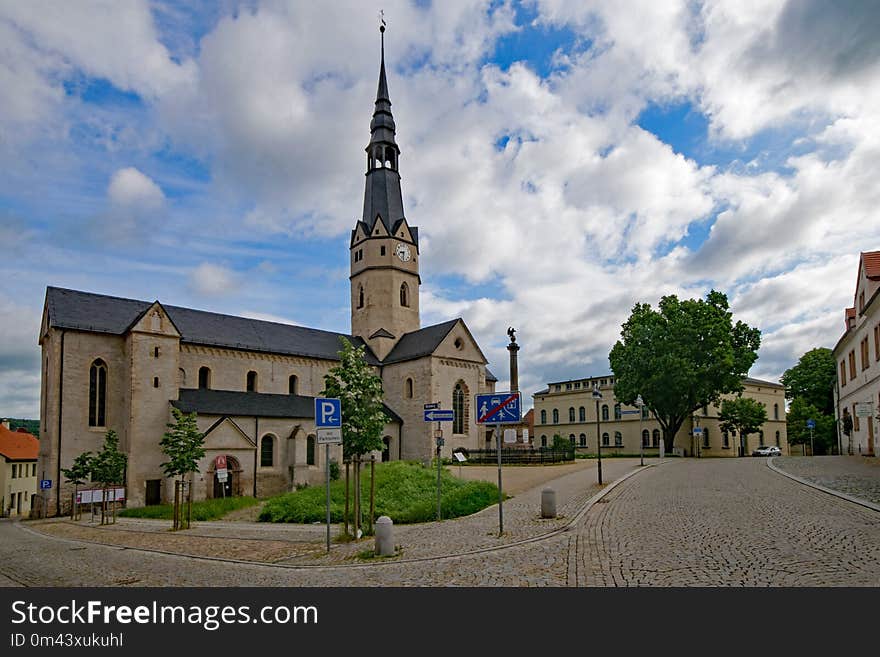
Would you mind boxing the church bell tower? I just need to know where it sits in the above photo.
[350,23,420,361]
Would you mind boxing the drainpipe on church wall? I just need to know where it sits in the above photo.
[253,417,259,498]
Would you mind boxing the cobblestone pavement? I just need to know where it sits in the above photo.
[771,456,880,505]
[577,458,880,586]
[2,457,879,587]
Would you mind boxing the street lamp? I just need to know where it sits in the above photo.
[635,394,644,466]
[593,383,603,485]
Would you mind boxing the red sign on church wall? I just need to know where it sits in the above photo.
[215,455,227,470]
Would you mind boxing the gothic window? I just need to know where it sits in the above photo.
[88,359,107,427]
[289,375,298,395]
[358,285,364,309]
[247,371,258,392]
[540,409,547,424]
[400,282,409,307]
[579,407,586,422]
[198,367,211,390]
[307,435,316,466]
[405,378,413,398]
[602,432,610,446]
[453,381,469,435]
[601,405,609,421]
[569,407,575,422]
[579,433,587,447]
[261,435,274,467]
[552,409,559,424]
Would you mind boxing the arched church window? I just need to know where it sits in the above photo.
[261,435,275,467]
[247,371,258,392]
[289,375,298,395]
[405,378,413,398]
[198,367,211,389]
[89,359,107,427]
[400,282,409,307]
[358,285,364,309]
[453,382,469,435]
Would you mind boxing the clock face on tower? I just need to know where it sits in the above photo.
[395,243,412,262]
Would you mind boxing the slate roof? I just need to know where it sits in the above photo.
[173,388,402,424]
[0,425,39,461]
[485,368,497,382]
[45,287,380,365]
[382,318,460,364]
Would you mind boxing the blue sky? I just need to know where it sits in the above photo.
[1,0,879,417]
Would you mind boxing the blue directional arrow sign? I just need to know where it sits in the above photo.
[314,397,342,428]
[424,409,455,422]
[475,392,522,424]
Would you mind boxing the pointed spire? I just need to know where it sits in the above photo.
[377,19,389,102]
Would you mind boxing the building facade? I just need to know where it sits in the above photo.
[37,30,495,515]
[0,421,39,517]
[532,376,788,457]
[833,251,880,456]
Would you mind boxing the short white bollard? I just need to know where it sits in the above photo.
[541,487,556,519]
[374,515,394,556]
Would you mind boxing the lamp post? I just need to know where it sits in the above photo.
[635,394,644,467]
[593,384,603,485]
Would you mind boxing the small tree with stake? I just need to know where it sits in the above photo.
[61,451,93,521]
[90,430,127,525]
[160,408,206,530]
[719,397,768,456]
[322,337,387,539]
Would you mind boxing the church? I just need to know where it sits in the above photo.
[36,28,497,515]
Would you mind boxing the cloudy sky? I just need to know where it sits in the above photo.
[2,0,879,418]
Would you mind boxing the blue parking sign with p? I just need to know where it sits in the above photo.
[315,398,342,428]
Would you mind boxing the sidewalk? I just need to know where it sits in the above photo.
[27,458,652,566]
[770,455,880,507]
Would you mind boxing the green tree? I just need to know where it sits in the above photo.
[719,397,768,456]
[160,407,206,530]
[610,290,761,453]
[61,451,93,520]
[322,337,388,538]
[780,348,836,415]
[90,430,127,524]
[551,433,571,451]
[786,397,835,455]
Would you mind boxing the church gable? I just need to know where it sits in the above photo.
[433,319,487,364]
[127,301,181,338]
[202,417,256,451]
[351,221,370,247]
[391,218,414,243]
[371,217,389,237]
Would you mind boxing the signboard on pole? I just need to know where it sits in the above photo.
[475,392,522,424]
[316,428,342,444]
[214,455,227,470]
[503,429,517,444]
[315,398,342,428]
[424,409,454,422]
[806,418,816,429]
[693,427,702,436]
[424,402,440,410]
[40,479,52,490]
[215,468,228,481]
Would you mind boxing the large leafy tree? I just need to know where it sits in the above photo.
[786,397,835,455]
[719,397,768,456]
[610,290,761,453]
[322,337,387,538]
[780,348,836,415]
[160,408,206,530]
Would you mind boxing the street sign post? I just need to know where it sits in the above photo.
[424,402,440,410]
[475,392,522,536]
[806,418,816,456]
[423,404,453,520]
[424,409,455,422]
[315,397,342,552]
[40,479,52,490]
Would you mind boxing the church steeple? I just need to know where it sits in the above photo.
[350,21,421,360]
[362,22,405,236]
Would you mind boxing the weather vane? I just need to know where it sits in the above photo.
[379,9,386,31]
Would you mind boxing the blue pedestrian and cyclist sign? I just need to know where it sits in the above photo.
[475,392,522,424]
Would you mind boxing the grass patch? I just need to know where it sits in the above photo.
[259,461,503,524]
[119,496,260,521]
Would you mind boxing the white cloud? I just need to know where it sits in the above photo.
[188,263,240,297]
[107,167,165,208]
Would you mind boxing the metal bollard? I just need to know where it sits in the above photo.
[374,515,394,556]
[541,487,556,519]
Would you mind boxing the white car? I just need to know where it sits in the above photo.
[752,445,781,456]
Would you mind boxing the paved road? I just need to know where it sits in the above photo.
[2,458,878,586]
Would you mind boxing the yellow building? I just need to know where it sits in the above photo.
[1,421,39,517]
[532,376,788,457]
